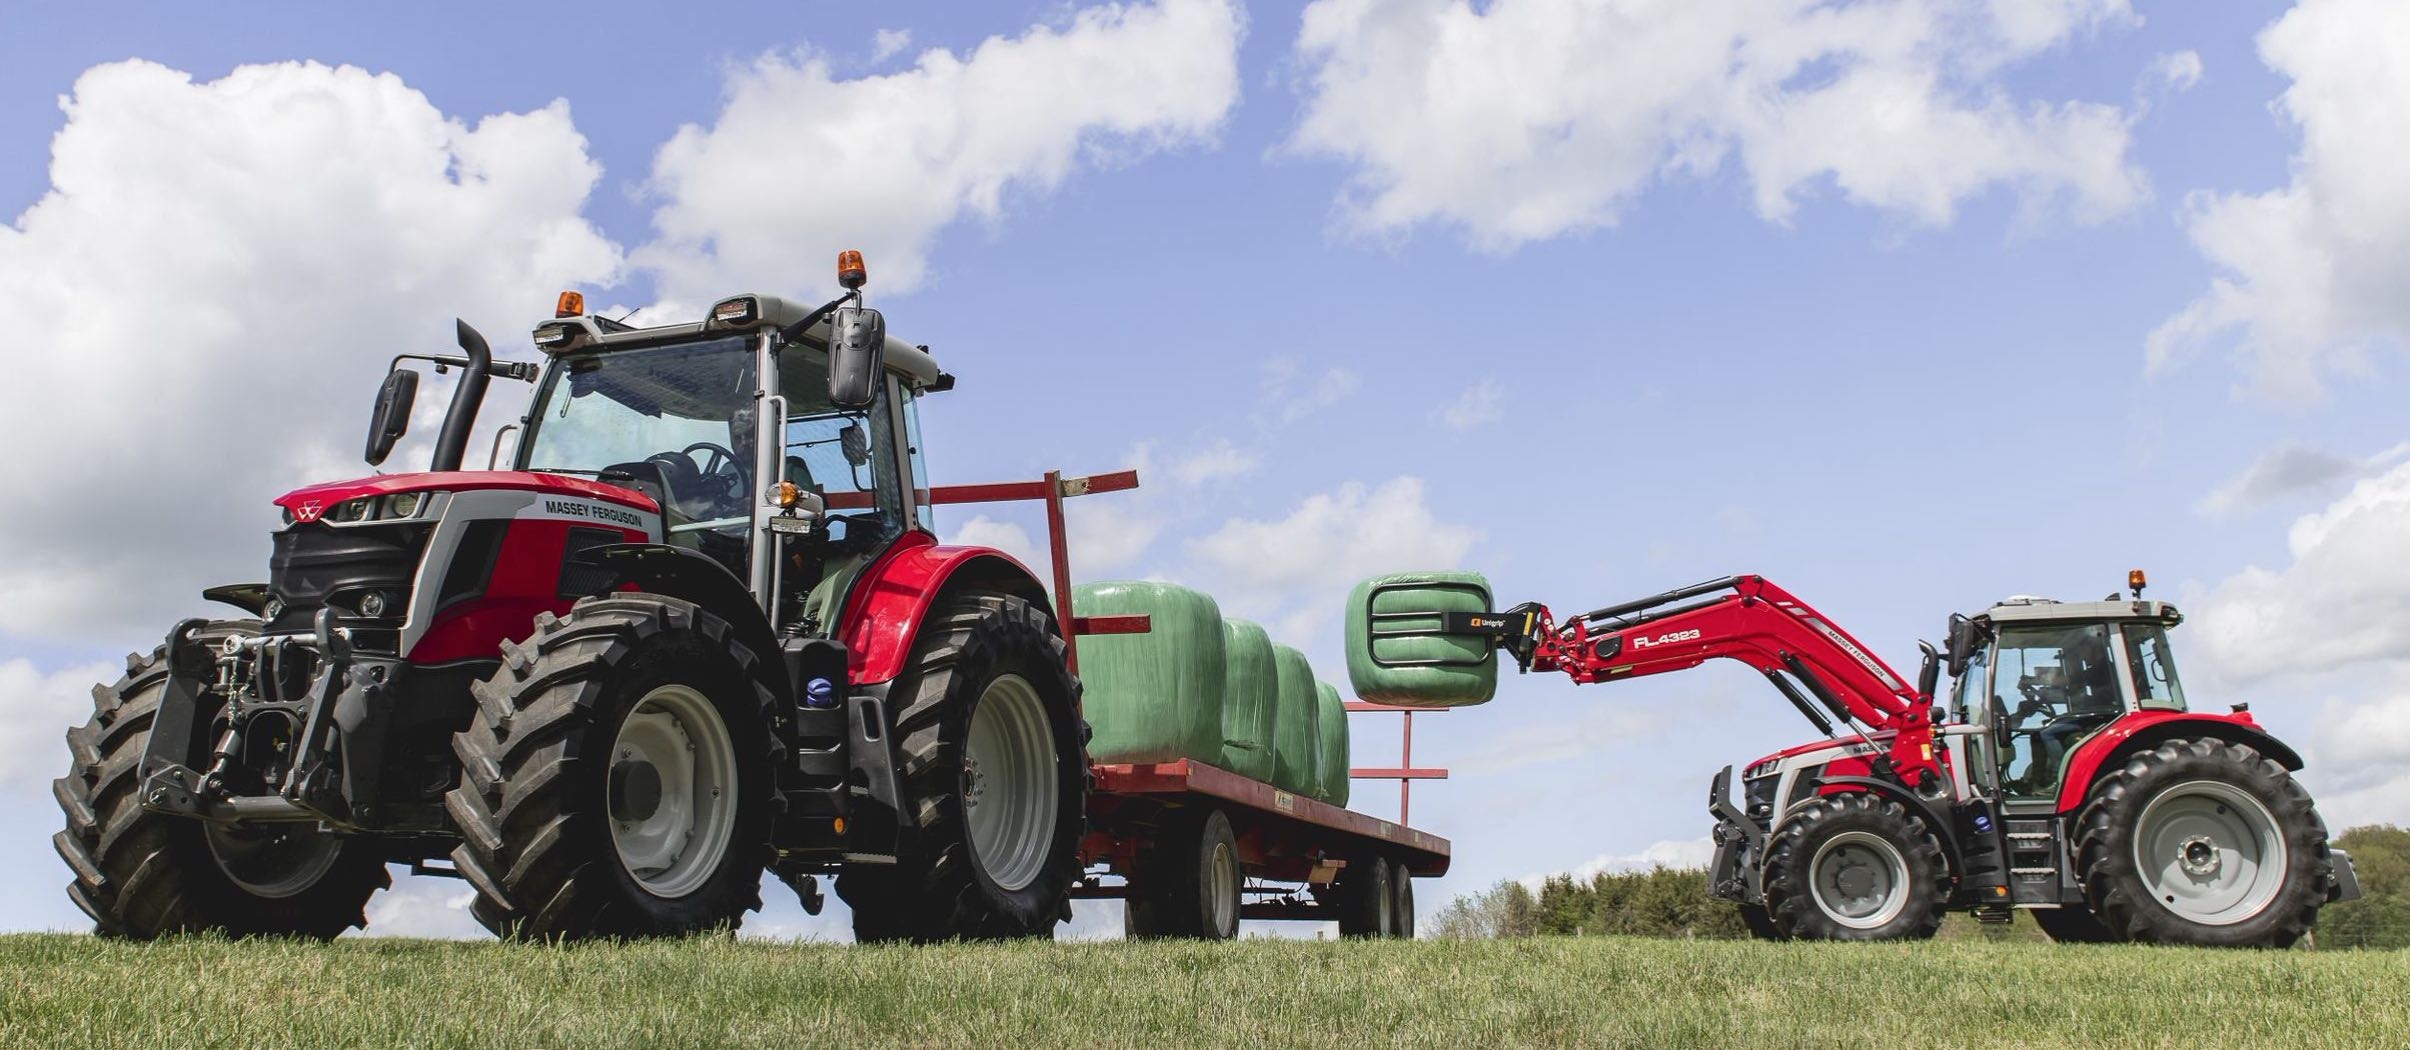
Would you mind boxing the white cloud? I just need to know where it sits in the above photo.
[0,658,121,792]
[1168,439,1260,486]
[636,0,1245,304]
[2149,50,2204,93]
[2306,674,2410,828]
[1520,837,1717,891]
[2191,457,2410,685]
[352,872,487,939]
[1262,360,1360,424]
[1435,379,1503,431]
[2198,442,2409,516]
[1457,705,1672,775]
[871,28,914,63]
[1286,0,2146,249]
[0,60,620,642]
[951,515,1047,573]
[1184,477,1480,644]
[2148,0,2410,405]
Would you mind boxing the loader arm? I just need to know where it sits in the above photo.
[1500,575,1942,785]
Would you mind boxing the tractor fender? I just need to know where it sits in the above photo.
[1808,775,1963,879]
[578,543,791,705]
[2054,710,2304,814]
[838,531,1053,686]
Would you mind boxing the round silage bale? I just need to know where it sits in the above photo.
[1217,619,1279,782]
[1070,581,1227,765]
[1314,681,1350,807]
[1270,645,1321,795]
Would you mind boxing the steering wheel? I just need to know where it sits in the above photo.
[679,441,741,481]
[648,442,746,520]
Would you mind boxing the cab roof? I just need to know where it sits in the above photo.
[1981,597,2183,627]
[529,292,944,391]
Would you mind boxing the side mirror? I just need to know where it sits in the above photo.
[1944,613,1982,678]
[1916,640,1941,701]
[827,305,886,409]
[364,368,420,466]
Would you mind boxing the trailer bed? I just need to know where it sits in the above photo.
[1083,759,1449,878]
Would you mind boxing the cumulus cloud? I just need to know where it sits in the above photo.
[2148,0,2410,405]
[1261,360,1361,424]
[2198,442,2409,516]
[2191,457,2410,685]
[871,28,914,63]
[0,60,620,643]
[2149,50,2205,93]
[1184,477,1481,644]
[1286,0,2146,248]
[2306,673,2410,827]
[1435,379,1503,431]
[1521,837,1717,891]
[636,0,1245,304]
[1168,439,1260,487]
[0,658,122,792]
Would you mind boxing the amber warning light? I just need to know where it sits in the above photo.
[556,291,585,318]
[2129,568,2148,599]
[837,250,867,290]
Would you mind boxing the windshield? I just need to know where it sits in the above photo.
[522,337,761,529]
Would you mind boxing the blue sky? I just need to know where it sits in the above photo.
[3,0,2407,938]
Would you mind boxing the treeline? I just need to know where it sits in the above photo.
[1430,824,2410,949]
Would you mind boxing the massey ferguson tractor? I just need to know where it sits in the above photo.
[54,253,1093,942]
[1466,573,2361,945]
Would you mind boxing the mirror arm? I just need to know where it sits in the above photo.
[775,293,856,346]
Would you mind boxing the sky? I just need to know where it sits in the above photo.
[2,0,2407,940]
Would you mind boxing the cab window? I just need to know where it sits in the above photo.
[2123,624,2188,712]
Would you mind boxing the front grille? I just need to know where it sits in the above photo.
[266,522,432,636]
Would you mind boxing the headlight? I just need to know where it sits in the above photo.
[385,492,422,518]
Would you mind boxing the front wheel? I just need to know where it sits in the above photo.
[2072,738,2331,947]
[446,596,777,940]
[851,592,1087,943]
[1761,793,1948,941]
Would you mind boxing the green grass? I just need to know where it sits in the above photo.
[0,933,2402,1049]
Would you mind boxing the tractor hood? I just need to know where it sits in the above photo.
[275,471,659,524]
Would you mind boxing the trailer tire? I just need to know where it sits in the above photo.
[446,596,777,940]
[1387,859,1416,939]
[2072,738,2330,948]
[1128,808,1242,940]
[54,628,389,940]
[1761,792,1948,941]
[1334,852,1395,938]
[2031,906,2118,944]
[855,592,1086,943]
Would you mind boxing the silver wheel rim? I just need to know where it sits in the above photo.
[608,683,739,899]
[205,823,343,898]
[1810,830,1910,929]
[1207,839,1238,936]
[964,674,1058,892]
[2132,780,2286,926]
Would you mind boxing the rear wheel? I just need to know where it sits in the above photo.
[2072,738,2330,947]
[847,592,1086,943]
[1762,793,1948,941]
[54,628,388,939]
[446,596,776,940]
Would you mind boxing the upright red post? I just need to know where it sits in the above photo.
[1400,710,1414,826]
[1042,469,1078,674]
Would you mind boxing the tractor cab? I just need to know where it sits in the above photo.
[1944,574,2189,803]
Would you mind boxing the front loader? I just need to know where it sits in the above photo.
[1455,572,2360,945]
[57,253,1092,942]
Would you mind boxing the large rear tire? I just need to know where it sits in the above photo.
[54,628,388,940]
[845,592,1086,943]
[446,596,777,940]
[2072,738,2330,947]
[1761,792,1948,941]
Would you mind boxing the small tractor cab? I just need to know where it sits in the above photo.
[58,253,1091,943]
[1464,571,2359,946]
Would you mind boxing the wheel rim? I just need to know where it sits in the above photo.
[204,823,343,899]
[2132,779,2287,926]
[1207,839,1238,935]
[607,683,739,899]
[963,674,1058,892]
[1809,830,1910,929]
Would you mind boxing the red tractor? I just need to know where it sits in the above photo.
[55,255,1092,941]
[1470,573,2361,945]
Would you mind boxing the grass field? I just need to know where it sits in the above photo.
[1,933,2403,1049]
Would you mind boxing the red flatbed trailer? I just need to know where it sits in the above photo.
[950,469,1452,938]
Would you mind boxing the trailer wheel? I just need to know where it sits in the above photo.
[1387,859,1416,939]
[855,592,1085,943]
[1334,853,1395,938]
[54,627,389,940]
[1127,808,1242,940]
[2072,738,2331,947]
[446,596,776,940]
[2030,906,2117,944]
[1761,792,1948,941]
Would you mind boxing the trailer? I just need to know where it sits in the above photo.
[958,468,1453,940]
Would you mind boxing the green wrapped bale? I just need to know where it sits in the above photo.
[1069,581,1227,765]
[1345,571,1499,708]
[1269,645,1322,795]
[1314,680,1350,807]
[1218,619,1278,781]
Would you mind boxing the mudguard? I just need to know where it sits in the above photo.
[2054,710,2304,813]
[1811,774,1963,878]
[578,543,791,705]
[837,531,1053,685]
